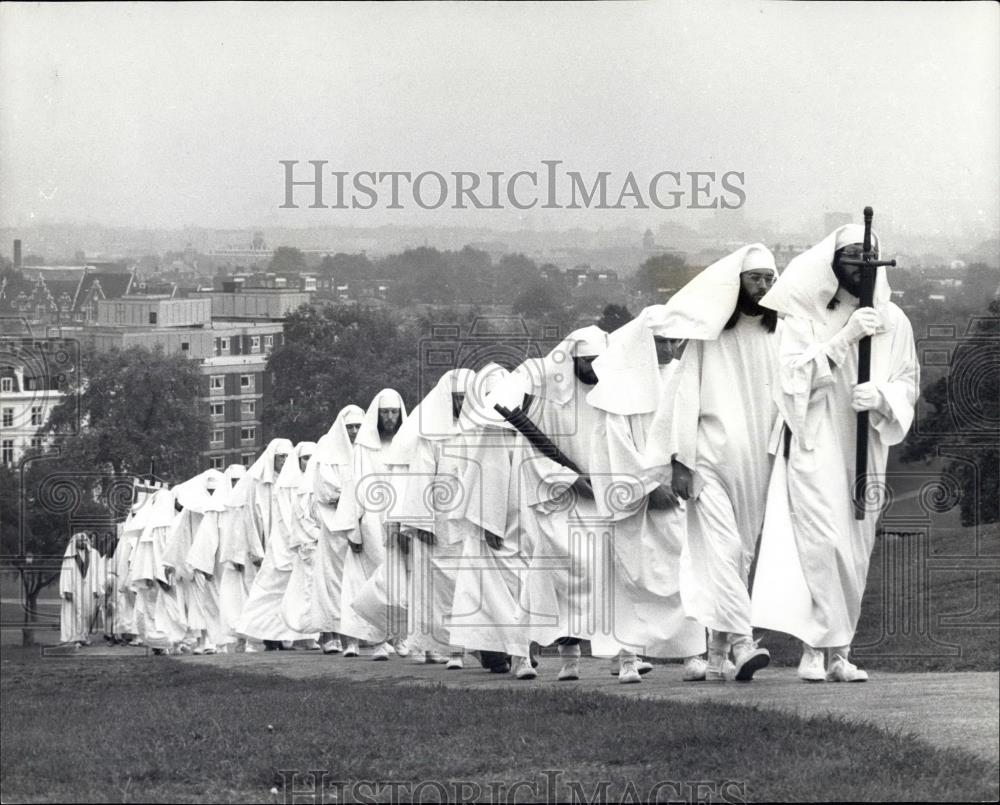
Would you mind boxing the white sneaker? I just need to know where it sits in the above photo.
[371,642,391,661]
[244,643,259,654]
[827,653,869,683]
[385,642,397,655]
[342,641,359,658]
[427,652,449,664]
[557,660,580,681]
[321,639,342,655]
[513,655,537,680]
[732,639,770,682]
[609,658,654,676]
[683,656,709,682]
[798,644,826,682]
[192,646,205,656]
[446,655,464,670]
[619,657,642,684]
[303,640,322,651]
[392,639,410,658]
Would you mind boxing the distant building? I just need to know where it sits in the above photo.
[0,348,71,467]
[47,289,301,471]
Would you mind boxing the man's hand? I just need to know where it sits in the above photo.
[571,475,595,500]
[349,540,364,555]
[842,307,883,344]
[413,529,435,546]
[648,484,679,510]
[670,459,695,501]
[484,530,504,550]
[851,381,887,414]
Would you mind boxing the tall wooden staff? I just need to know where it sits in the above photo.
[840,207,896,519]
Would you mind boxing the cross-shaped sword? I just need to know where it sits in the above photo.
[838,206,897,520]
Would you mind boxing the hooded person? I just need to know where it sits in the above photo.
[111,481,160,643]
[338,389,408,659]
[751,224,919,683]
[586,305,711,683]
[447,362,544,675]
[508,326,632,681]
[641,244,781,682]
[279,444,326,646]
[386,368,476,668]
[59,532,104,646]
[186,467,240,653]
[128,485,181,653]
[156,469,227,654]
[228,439,291,649]
[310,404,365,652]
[237,441,320,647]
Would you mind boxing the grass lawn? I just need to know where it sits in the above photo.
[1,648,996,803]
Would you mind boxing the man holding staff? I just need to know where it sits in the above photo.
[751,219,919,683]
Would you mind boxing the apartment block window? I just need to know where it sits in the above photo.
[250,336,261,353]
[1,440,13,466]
[209,455,225,470]
[181,342,190,352]
[210,429,225,445]
[241,453,255,467]
[149,312,157,325]
[210,402,225,419]
[240,374,254,393]
[1,377,13,392]
[219,337,229,353]
[1,408,12,428]
[240,400,256,417]
[30,437,42,449]
[264,335,274,349]
[30,406,43,426]
[240,426,256,442]
[210,375,224,394]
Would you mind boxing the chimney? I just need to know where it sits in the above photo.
[13,239,22,269]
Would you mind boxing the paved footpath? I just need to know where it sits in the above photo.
[177,650,999,762]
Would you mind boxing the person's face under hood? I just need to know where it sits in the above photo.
[346,423,361,444]
[573,355,599,386]
[273,453,288,474]
[451,392,465,420]
[378,407,401,438]
[298,453,312,472]
[738,270,776,312]
[833,243,876,298]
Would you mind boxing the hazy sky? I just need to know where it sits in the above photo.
[2,1,998,240]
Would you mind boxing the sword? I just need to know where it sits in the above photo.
[492,404,583,474]
[838,206,897,520]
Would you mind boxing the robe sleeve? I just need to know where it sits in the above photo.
[456,435,513,537]
[870,308,920,447]
[667,340,703,471]
[314,461,343,505]
[187,511,220,575]
[59,550,75,597]
[592,413,660,521]
[394,438,439,532]
[774,314,840,450]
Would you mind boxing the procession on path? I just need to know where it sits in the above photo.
[63,220,920,687]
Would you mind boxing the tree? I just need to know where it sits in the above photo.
[264,305,422,443]
[269,246,307,274]
[900,300,999,525]
[47,345,208,480]
[4,344,209,643]
[633,253,694,297]
[512,278,566,320]
[597,304,634,333]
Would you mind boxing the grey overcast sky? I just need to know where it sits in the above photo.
[1,1,997,240]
